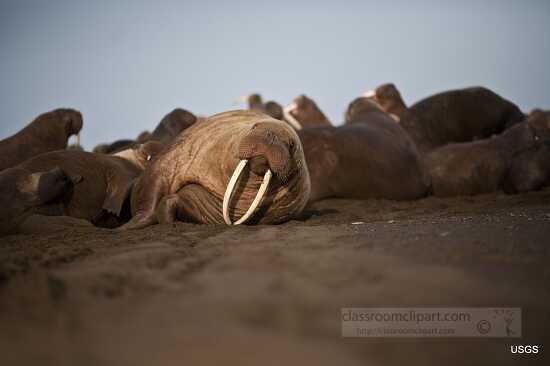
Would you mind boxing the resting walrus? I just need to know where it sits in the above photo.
[504,110,550,194]
[283,94,332,130]
[122,110,310,229]
[0,166,77,235]
[425,110,550,197]
[236,93,285,120]
[16,142,164,228]
[93,108,196,154]
[0,108,83,171]
[363,84,525,152]
[300,97,430,202]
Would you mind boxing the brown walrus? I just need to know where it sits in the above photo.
[283,94,332,130]
[121,110,311,229]
[16,141,164,228]
[0,108,83,171]
[148,108,197,144]
[364,84,525,152]
[0,166,78,235]
[425,110,550,197]
[237,93,285,120]
[93,108,196,154]
[504,110,550,194]
[301,97,430,202]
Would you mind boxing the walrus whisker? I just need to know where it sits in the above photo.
[223,159,272,225]
[283,104,302,131]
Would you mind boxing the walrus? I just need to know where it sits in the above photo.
[283,94,332,130]
[425,110,550,197]
[236,93,285,120]
[93,108,196,154]
[504,110,550,194]
[0,166,78,235]
[121,110,310,230]
[0,108,83,171]
[148,108,197,144]
[363,84,525,152]
[92,139,136,154]
[301,97,430,202]
[16,141,164,228]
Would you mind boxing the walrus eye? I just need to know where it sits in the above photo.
[288,140,296,154]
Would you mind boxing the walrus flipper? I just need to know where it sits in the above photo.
[117,212,157,231]
[102,175,135,216]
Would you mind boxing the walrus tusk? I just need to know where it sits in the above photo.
[283,103,302,131]
[223,159,272,225]
[363,90,376,98]
[75,132,81,147]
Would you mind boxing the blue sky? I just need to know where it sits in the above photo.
[1,0,549,149]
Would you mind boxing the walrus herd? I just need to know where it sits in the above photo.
[1,84,549,235]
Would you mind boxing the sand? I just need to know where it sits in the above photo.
[1,189,549,365]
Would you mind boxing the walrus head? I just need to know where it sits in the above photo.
[237,121,301,184]
[136,130,153,143]
[16,166,80,206]
[364,83,407,121]
[58,109,83,145]
[526,109,550,142]
[283,95,331,130]
[152,108,197,143]
[264,101,284,120]
[345,97,389,124]
[32,108,83,148]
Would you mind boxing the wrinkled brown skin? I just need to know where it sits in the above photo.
[0,109,83,171]
[425,112,550,197]
[122,110,311,230]
[287,95,332,128]
[368,84,525,152]
[504,110,550,193]
[16,142,164,228]
[0,166,75,235]
[302,98,430,203]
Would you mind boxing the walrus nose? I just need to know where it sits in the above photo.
[238,139,291,182]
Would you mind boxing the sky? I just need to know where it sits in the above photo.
[1,0,549,149]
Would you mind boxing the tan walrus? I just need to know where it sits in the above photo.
[121,110,311,229]
[16,142,164,228]
[0,108,83,171]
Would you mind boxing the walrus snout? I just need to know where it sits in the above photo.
[238,129,293,182]
[61,110,83,137]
